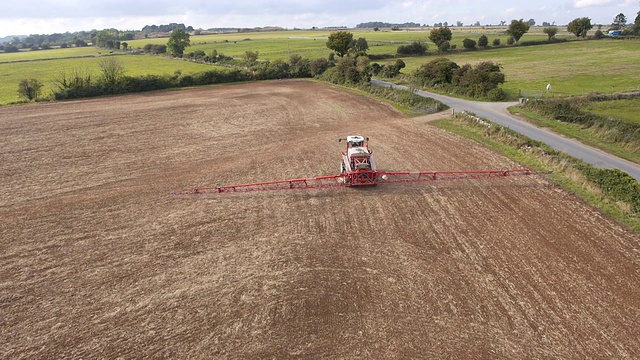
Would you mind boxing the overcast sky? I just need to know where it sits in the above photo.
[1,0,638,37]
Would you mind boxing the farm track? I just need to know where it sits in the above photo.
[0,80,638,358]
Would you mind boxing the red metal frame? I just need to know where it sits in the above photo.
[172,168,538,195]
[171,137,545,196]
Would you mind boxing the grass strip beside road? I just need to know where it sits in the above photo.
[508,105,640,164]
[431,113,640,233]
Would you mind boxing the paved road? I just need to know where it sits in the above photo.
[372,79,640,182]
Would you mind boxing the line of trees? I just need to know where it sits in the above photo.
[413,58,506,100]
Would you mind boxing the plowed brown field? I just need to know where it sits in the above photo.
[1,80,639,359]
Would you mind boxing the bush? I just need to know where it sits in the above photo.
[358,82,446,115]
[371,63,382,75]
[4,45,19,53]
[523,98,640,145]
[143,44,167,54]
[288,54,311,78]
[478,35,489,48]
[413,58,459,86]
[579,167,640,213]
[506,37,515,45]
[320,56,370,84]
[519,38,569,46]
[493,39,501,46]
[396,41,427,56]
[437,40,451,52]
[17,79,44,101]
[462,38,477,50]
[487,88,506,101]
[310,57,329,76]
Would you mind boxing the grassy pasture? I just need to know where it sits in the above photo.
[125,28,566,61]
[0,46,99,62]
[585,98,640,124]
[0,28,637,106]
[396,40,640,98]
[0,54,213,104]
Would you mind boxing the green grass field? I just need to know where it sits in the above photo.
[0,54,215,104]
[396,40,640,98]
[1,28,638,107]
[124,28,566,62]
[585,98,640,124]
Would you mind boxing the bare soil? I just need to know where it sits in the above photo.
[1,80,638,359]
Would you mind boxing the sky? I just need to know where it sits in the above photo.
[1,0,638,37]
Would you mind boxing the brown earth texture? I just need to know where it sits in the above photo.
[1,80,639,359]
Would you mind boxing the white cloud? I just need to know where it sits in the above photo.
[1,0,638,37]
[573,0,615,8]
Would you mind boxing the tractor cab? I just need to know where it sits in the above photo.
[339,136,378,185]
[346,135,366,148]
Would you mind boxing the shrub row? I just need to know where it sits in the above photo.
[455,112,640,216]
[579,166,640,213]
[357,83,446,115]
[52,57,329,101]
[53,69,254,100]
[412,58,506,100]
[523,98,640,144]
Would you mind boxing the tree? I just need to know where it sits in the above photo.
[506,19,530,43]
[4,45,19,53]
[612,13,627,29]
[452,61,505,97]
[567,17,593,38]
[95,29,119,49]
[396,41,427,55]
[437,40,451,52]
[594,29,605,39]
[527,18,536,26]
[543,26,558,40]
[413,58,460,86]
[462,38,477,50]
[429,27,453,47]
[352,37,369,55]
[478,34,488,48]
[167,28,190,57]
[17,79,44,101]
[326,31,353,57]
[635,11,640,34]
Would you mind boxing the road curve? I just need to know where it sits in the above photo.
[372,79,640,182]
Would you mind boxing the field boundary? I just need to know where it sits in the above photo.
[429,111,640,232]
